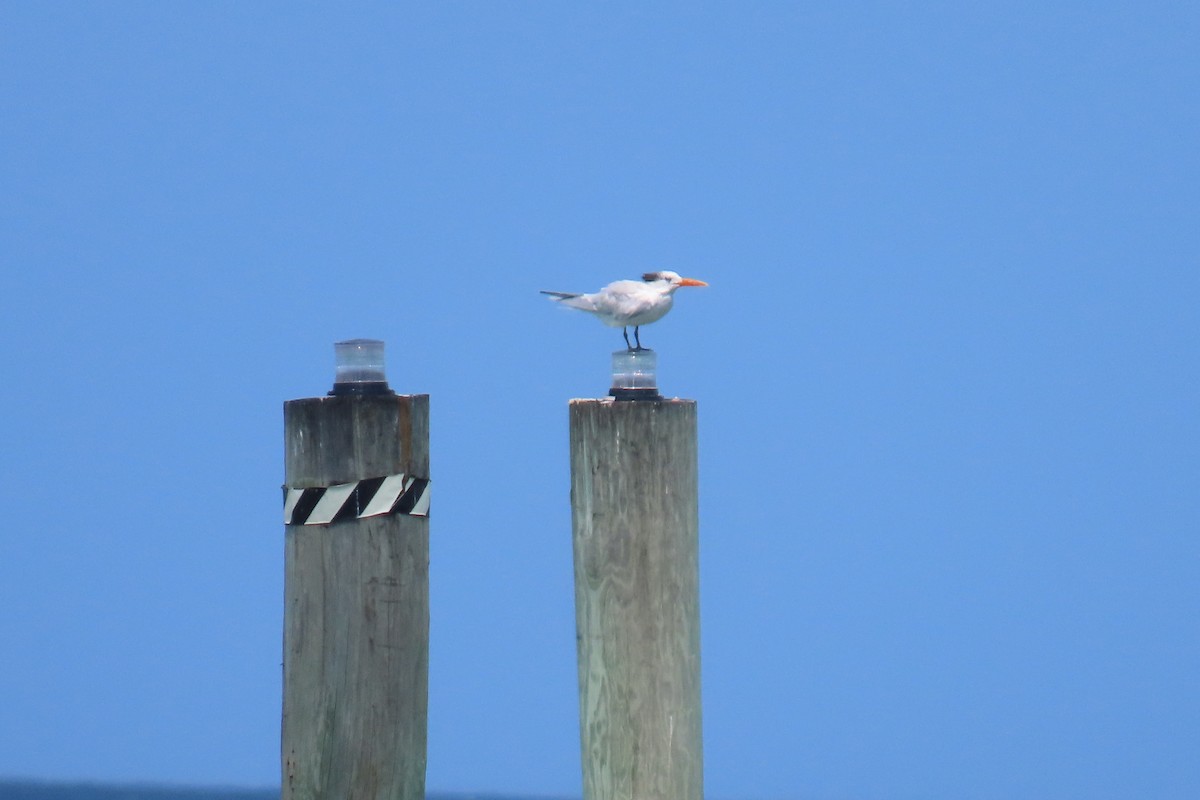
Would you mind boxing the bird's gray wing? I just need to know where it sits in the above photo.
[542,290,601,313]
[593,282,657,319]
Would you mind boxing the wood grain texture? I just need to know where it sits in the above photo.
[282,394,429,800]
[570,399,703,800]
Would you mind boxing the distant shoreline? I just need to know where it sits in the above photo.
[0,780,575,800]
[0,780,276,800]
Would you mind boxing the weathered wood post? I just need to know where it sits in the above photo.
[282,339,430,800]
[570,349,703,800]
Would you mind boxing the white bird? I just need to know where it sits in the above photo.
[541,270,708,351]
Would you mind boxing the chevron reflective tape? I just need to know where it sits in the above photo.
[283,473,430,525]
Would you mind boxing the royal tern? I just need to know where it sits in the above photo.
[541,270,708,350]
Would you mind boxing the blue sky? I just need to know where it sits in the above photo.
[1,3,1197,798]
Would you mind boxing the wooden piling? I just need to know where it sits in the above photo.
[282,393,429,800]
[569,398,703,800]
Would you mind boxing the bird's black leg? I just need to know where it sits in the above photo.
[622,327,633,351]
[634,327,644,351]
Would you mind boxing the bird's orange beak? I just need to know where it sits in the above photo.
[679,278,708,287]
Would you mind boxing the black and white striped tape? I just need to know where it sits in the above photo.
[283,473,430,526]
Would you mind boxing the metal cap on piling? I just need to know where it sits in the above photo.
[609,348,662,401]
[329,338,394,396]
